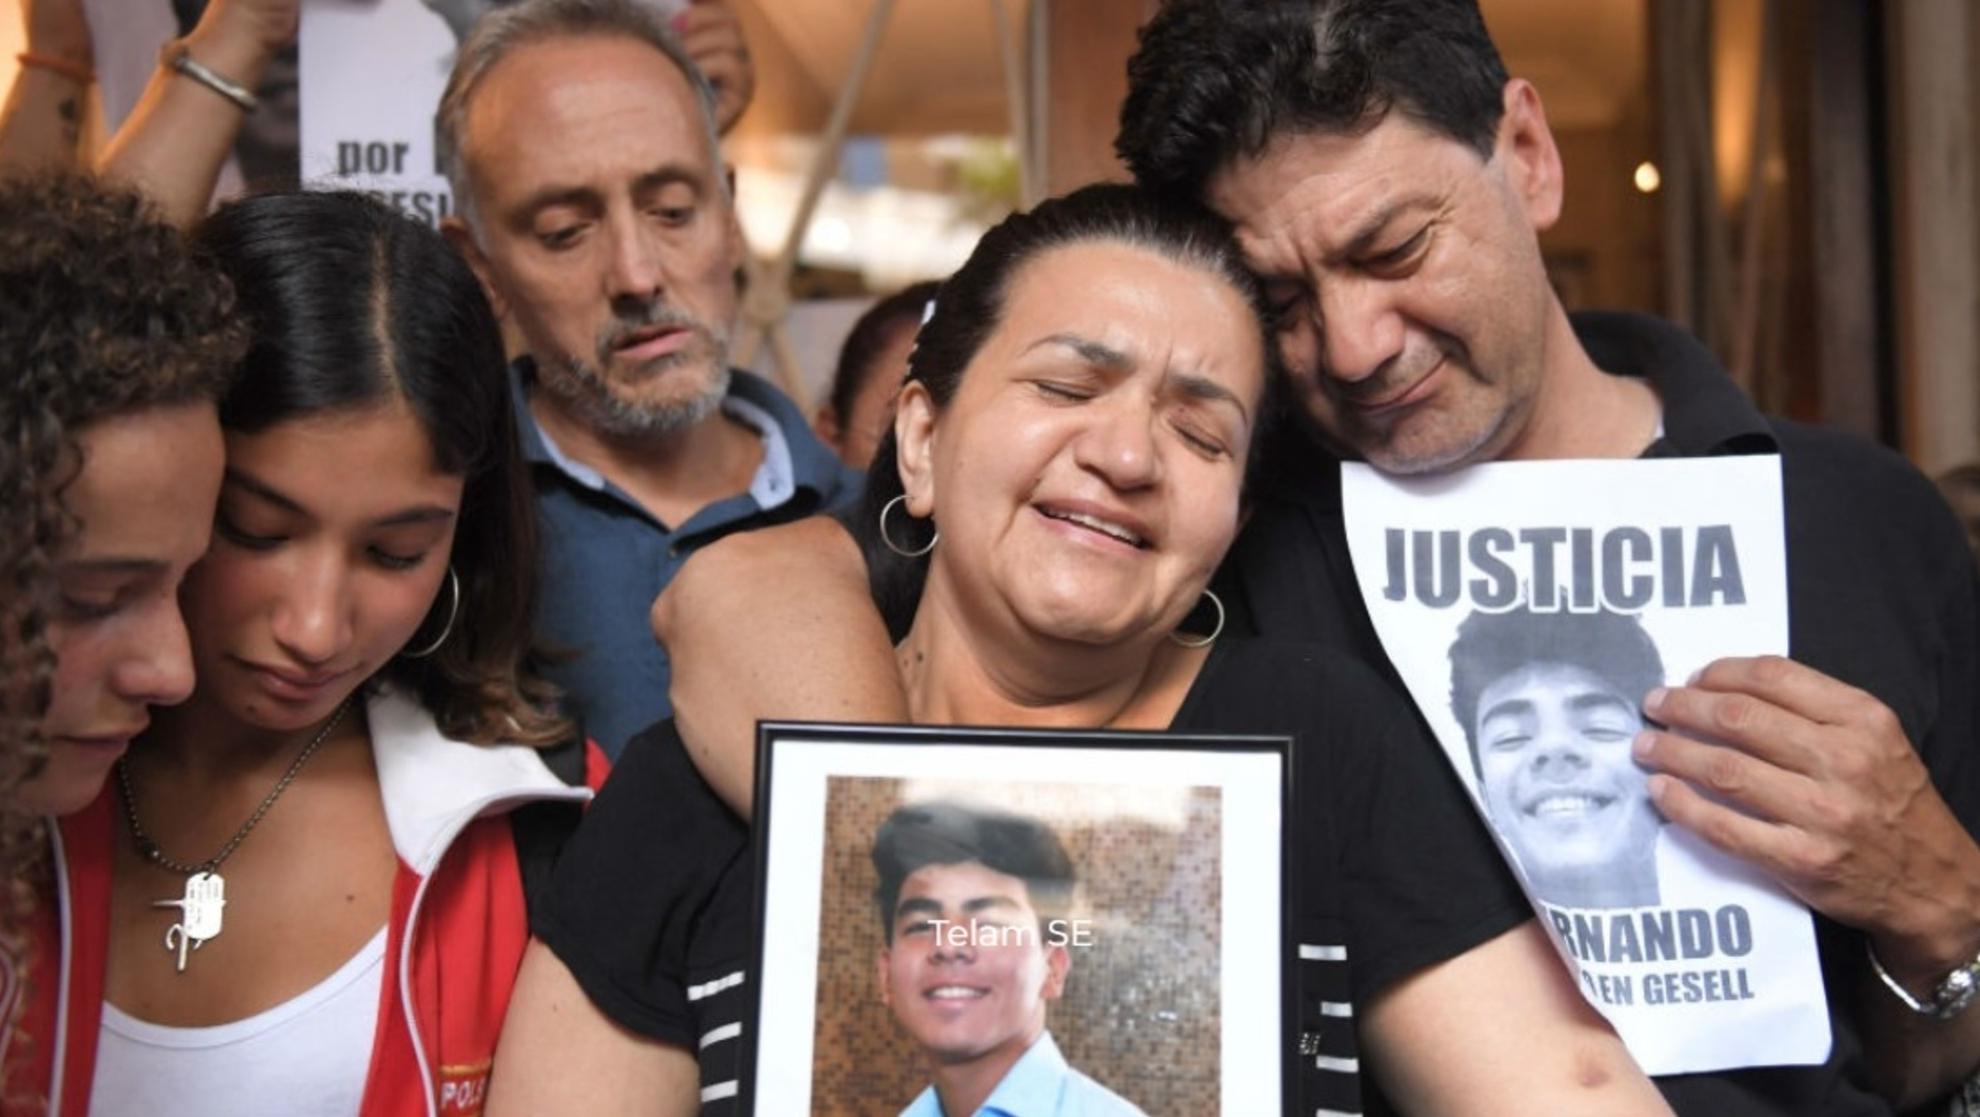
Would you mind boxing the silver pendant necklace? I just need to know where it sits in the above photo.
[115,700,351,973]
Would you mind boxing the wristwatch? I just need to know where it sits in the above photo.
[1868,940,1980,1020]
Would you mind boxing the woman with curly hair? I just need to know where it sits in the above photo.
[0,171,240,892]
[0,171,239,1094]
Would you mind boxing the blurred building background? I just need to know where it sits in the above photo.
[5,1,1972,472]
[716,0,1977,476]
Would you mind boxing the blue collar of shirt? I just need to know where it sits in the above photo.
[508,358,841,513]
[901,1032,1069,1117]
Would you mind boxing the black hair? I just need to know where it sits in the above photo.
[871,800,1076,945]
[1937,462,1980,561]
[1117,0,1511,199]
[194,191,569,747]
[848,182,1282,641]
[825,280,941,427]
[1448,606,1665,772]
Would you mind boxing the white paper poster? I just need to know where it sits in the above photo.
[298,0,685,225]
[1341,456,1831,1074]
[298,0,461,223]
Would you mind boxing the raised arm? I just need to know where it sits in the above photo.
[486,940,700,1117]
[0,0,94,173]
[96,0,295,227]
[673,0,755,135]
[651,515,905,817]
[1364,922,1674,1116]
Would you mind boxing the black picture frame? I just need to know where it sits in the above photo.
[736,720,1295,1116]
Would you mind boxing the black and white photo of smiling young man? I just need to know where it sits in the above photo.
[1450,607,1667,910]
[435,0,860,759]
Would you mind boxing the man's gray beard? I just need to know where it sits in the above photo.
[538,353,732,439]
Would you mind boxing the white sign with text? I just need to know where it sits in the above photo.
[1342,456,1829,1074]
[299,0,686,226]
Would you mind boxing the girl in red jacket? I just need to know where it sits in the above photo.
[13,189,601,1117]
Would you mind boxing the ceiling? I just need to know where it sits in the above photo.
[734,0,1035,138]
[1483,0,1649,129]
[733,0,1648,140]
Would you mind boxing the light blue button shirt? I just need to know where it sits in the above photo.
[513,362,863,760]
[898,1032,1149,1117]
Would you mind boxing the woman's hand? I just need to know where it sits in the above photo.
[673,1,755,135]
[184,0,301,72]
[96,0,298,225]
[0,0,95,171]
[23,0,94,70]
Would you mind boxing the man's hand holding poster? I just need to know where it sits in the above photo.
[1342,456,1831,1074]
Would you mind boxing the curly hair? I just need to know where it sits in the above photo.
[0,174,242,940]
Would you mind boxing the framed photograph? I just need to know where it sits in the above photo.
[741,722,1292,1117]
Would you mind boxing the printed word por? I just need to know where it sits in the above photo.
[336,140,411,177]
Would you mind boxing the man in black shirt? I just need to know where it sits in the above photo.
[1108,2,1980,1112]
[656,2,1979,1113]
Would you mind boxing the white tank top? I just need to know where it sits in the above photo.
[89,927,388,1117]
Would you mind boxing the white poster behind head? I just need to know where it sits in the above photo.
[1341,456,1830,1074]
[299,0,461,224]
[299,0,686,227]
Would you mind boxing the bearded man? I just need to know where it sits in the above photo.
[436,0,860,758]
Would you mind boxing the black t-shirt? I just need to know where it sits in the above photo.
[534,637,1531,1116]
[1220,311,1980,1117]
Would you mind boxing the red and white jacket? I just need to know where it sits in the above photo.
[2,686,604,1117]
